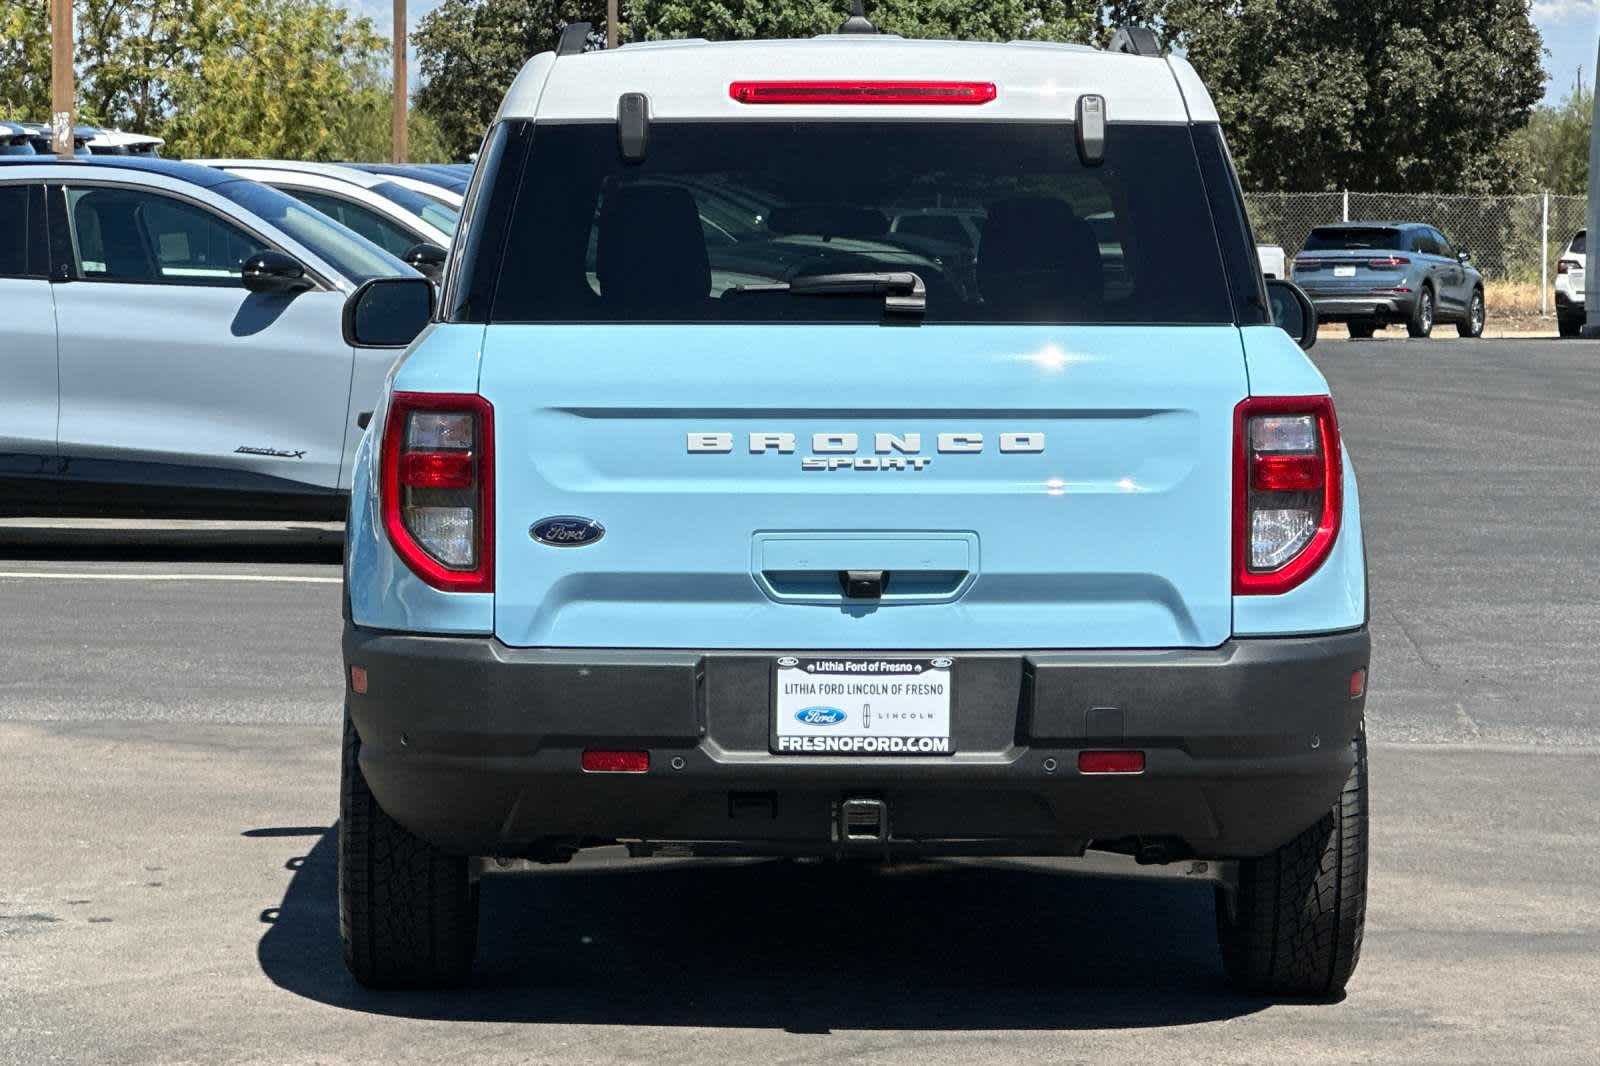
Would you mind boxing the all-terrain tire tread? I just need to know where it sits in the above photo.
[339,711,477,988]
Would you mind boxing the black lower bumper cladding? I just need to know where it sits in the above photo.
[344,624,1369,861]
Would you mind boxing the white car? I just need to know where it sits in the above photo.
[196,160,457,278]
[1257,243,1286,279]
[1556,229,1585,338]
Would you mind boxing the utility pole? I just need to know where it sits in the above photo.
[392,0,408,163]
[50,0,74,159]
[607,0,617,49]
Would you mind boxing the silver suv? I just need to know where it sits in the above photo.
[1293,221,1485,339]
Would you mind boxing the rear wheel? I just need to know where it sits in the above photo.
[1559,311,1583,338]
[1406,286,1434,338]
[1456,288,1485,338]
[1346,321,1378,339]
[1216,735,1368,997]
[339,709,478,987]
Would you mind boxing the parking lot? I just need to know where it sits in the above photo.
[2,337,1597,1064]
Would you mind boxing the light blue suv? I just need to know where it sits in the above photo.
[338,27,1371,997]
[0,156,415,517]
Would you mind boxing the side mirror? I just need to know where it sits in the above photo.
[242,251,312,294]
[402,241,448,282]
[1457,249,1471,264]
[1265,278,1317,351]
[342,276,435,349]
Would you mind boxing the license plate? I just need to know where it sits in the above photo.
[772,657,953,755]
[1334,265,1356,278]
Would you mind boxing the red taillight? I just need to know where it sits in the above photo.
[400,450,474,490]
[1558,259,1577,274]
[729,80,997,105]
[1367,256,1410,269]
[1233,396,1342,596]
[380,391,494,593]
[582,750,649,773]
[1078,750,1145,774]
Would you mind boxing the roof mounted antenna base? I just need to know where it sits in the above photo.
[837,0,879,34]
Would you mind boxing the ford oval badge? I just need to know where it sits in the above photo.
[795,707,847,726]
[530,516,605,547]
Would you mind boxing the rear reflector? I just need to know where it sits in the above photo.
[1350,668,1367,699]
[1078,750,1146,774]
[1251,452,1322,492]
[582,750,650,773]
[729,81,997,105]
[348,665,368,695]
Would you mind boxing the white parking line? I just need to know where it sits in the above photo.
[0,571,340,584]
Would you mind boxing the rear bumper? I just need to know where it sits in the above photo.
[1304,293,1413,322]
[344,624,1369,861]
[1556,289,1584,312]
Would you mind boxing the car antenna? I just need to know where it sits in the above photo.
[837,0,879,34]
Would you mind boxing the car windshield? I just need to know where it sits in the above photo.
[373,180,460,238]
[212,178,410,283]
[1304,227,1404,251]
[486,120,1235,325]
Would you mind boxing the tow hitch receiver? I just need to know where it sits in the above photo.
[836,797,889,844]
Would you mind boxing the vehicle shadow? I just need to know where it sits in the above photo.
[0,536,341,566]
[256,826,1272,1031]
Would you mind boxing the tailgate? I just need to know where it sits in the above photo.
[482,324,1247,650]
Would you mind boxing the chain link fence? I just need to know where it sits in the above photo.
[1244,191,1587,311]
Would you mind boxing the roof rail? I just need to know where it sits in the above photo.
[1108,25,1163,58]
[557,21,594,55]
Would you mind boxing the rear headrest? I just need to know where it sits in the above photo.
[596,184,710,311]
[767,204,888,240]
[978,197,1102,316]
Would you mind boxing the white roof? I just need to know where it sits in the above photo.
[86,129,164,149]
[191,159,392,189]
[500,36,1218,124]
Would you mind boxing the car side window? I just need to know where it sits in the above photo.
[1409,229,1437,256]
[1430,228,1455,259]
[279,188,418,257]
[64,185,269,285]
[0,183,46,278]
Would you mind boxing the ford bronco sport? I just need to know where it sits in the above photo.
[338,24,1370,997]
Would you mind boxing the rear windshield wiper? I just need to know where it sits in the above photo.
[731,271,926,318]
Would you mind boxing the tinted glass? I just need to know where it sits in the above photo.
[1304,227,1405,251]
[282,188,418,257]
[0,184,33,275]
[485,121,1234,325]
[1430,228,1455,258]
[65,186,267,285]
[1572,231,1586,255]
[213,178,408,284]
[372,180,461,236]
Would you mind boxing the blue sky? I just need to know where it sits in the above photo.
[356,0,1599,105]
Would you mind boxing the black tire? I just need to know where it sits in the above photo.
[1406,286,1434,338]
[339,709,478,988]
[1216,735,1368,998]
[1346,321,1378,339]
[1559,312,1582,338]
[1456,288,1485,338]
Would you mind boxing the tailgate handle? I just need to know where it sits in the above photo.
[840,570,887,600]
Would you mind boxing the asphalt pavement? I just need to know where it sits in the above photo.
[2,337,1598,1064]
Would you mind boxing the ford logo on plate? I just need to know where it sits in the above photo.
[529,516,605,547]
[796,707,847,727]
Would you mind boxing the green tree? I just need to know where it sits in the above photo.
[414,0,607,160]
[0,0,51,119]
[1510,73,1592,195]
[1119,0,1546,193]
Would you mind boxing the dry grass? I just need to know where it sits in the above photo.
[1484,280,1549,320]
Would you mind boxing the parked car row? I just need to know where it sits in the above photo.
[1,120,163,157]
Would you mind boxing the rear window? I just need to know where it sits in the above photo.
[1572,231,1586,255]
[480,121,1235,325]
[1304,227,1404,252]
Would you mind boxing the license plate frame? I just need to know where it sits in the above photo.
[770,656,955,756]
[1334,265,1357,278]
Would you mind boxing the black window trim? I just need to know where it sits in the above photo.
[47,179,334,291]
